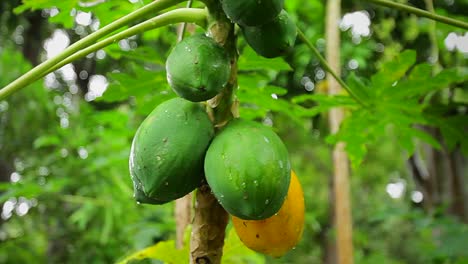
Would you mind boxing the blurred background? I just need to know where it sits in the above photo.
[0,0,467,263]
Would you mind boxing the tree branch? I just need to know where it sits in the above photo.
[364,0,468,30]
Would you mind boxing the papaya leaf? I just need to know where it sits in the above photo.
[347,72,373,102]
[371,50,416,95]
[99,64,169,103]
[238,46,292,72]
[116,239,189,264]
[222,228,265,264]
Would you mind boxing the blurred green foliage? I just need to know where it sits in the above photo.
[0,0,467,263]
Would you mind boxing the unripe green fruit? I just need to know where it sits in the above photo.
[129,98,214,204]
[242,10,297,58]
[221,0,284,26]
[166,34,231,102]
[204,119,291,220]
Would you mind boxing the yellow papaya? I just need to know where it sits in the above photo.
[231,171,305,257]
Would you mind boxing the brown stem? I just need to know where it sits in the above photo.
[190,186,229,264]
[175,194,192,248]
[325,0,354,263]
[449,149,466,222]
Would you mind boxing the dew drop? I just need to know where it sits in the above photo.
[254,180,259,186]
[165,181,169,186]
[241,182,246,188]
[156,156,161,161]
[265,199,270,205]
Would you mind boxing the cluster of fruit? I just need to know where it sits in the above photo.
[222,0,297,58]
[129,0,303,257]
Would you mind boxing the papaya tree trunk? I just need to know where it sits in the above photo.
[189,1,236,263]
[325,1,354,264]
[190,186,229,263]
[175,194,192,248]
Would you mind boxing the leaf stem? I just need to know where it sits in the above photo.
[0,0,184,100]
[43,8,207,77]
[364,0,468,30]
[177,0,194,42]
[297,29,366,107]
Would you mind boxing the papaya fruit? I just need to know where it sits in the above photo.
[232,171,305,257]
[129,97,214,204]
[242,10,297,58]
[221,0,284,26]
[166,34,231,102]
[204,119,291,220]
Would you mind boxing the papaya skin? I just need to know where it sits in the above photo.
[232,171,305,257]
[204,119,291,220]
[129,98,214,204]
[242,10,297,58]
[166,34,231,102]
[221,0,284,27]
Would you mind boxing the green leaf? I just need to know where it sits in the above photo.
[238,46,292,72]
[347,72,373,102]
[33,135,61,149]
[14,0,79,28]
[99,64,169,103]
[116,239,189,264]
[372,50,416,95]
[222,228,265,264]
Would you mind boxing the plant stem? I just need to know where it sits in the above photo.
[177,0,194,42]
[0,0,184,100]
[43,8,207,77]
[297,29,366,107]
[190,2,234,264]
[364,0,468,30]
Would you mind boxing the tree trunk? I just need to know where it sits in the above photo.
[325,1,354,264]
[189,1,236,263]
[175,194,192,248]
[190,185,229,264]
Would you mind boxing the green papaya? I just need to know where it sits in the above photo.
[129,97,214,204]
[166,34,231,102]
[204,119,291,220]
[242,10,297,58]
[221,0,284,27]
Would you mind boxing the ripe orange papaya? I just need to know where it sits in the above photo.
[231,171,305,257]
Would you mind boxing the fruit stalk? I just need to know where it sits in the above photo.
[43,8,208,80]
[189,1,236,263]
[0,0,185,100]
